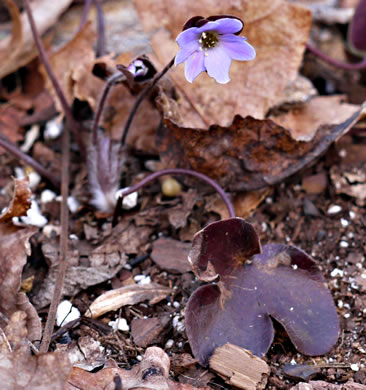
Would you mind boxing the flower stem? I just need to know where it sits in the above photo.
[92,72,124,145]
[120,57,175,147]
[0,134,60,189]
[306,43,366,70]
[23,0,86,157]
[93,0,106,57]
[112,168,235,226]
[78,0,92,31]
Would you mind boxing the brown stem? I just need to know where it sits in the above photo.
[120,57,175,146]
[0,134,60,189]
[306,43,366,70]
[112,168,235,226]
[39,124,70,353]
[23,0,86,157]
[93,0,106,57]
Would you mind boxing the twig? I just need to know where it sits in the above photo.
[23,0,86,157]
[0,134,60,188]
[78,0,93,31]
[113,168,235,226]
[92,72,124,145]
[120,57,175,146]
[93,0,106,57]
[39,123,70,353]
[306,43,366,70]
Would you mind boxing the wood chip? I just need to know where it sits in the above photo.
[86,283,172,318]
[209,343,269,390]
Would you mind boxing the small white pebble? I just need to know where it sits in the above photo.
[347,232,354,239]
[134,275,151,285]
[290,359,296,365]
[41,189,57,203]
[261,222,268,233]
[339,241,349,248]
[165,339,174,349]
[290,307,294,311]
[349,210,356,220]
[292,264,298,270]
[338,300,344,308]
[116,188,138,210]
[177,342,183,348]
[69,234,79,241]
[327,205,342,214]
[67,196,79,213]
[344,313,351,318]
[350,363,359,372]
[265,197,273,204]
[20,200,48,227]
[340,218,349,227]
[109,318,129,332]
[56,300,80,327]
[330,268,344,278]
[44,117,63,140]
[173,301,180,309]
[136,355,142,361]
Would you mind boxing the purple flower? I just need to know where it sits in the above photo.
[175,16,256,84]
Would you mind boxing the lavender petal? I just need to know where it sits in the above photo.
[220,34,256,61]
[176,27,200,48]
[175,41,200,65]
[204,46,231,84]
[185,51,205,83]
[214,18,243,35]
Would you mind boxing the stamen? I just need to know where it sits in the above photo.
[199,31,219,50]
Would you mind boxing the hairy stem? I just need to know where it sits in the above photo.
[23,0,86,157]
[0,134,60,188]
[113,168,236,226]
[120,57,175,146]
[92,72,124,145]
[78,0,92,31]
[39,124,70,353]
[307,43,366,70]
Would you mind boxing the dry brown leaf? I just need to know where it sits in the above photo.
[86,283,172,318]
[32,218,153,308]
[0,177,32,222]
[41,22,97,112]
[0,0,73,79]
[157,100,366,192]
[0,178,40,342]
[270,96,360,141]
[67,346,209,390]
[134,0,312,127]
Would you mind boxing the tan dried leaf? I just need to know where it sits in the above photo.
[134,0,312,127]
[86,283,172,318]
[0,177,32,222]
[0,0,74,79]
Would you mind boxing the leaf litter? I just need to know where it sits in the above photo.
[0,0,366,389]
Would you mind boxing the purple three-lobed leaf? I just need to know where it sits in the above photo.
[185,218,340,366]
[175,16,256,84]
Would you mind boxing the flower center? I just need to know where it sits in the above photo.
[199,31,219,50]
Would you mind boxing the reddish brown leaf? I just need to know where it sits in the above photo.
[157,102,366,192]
[185,218,339,366]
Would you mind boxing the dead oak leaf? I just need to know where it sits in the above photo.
[134,0,312,126]
[157,101,366,192]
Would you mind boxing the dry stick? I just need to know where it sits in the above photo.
[306,43,366,70]
[120,57,175,146]
[94,0,106,57]
[39,124,70,353]
[112,168,236,226]
[23,0,86,157]
[0,135,60,188]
